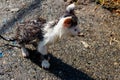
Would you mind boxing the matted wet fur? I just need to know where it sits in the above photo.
[15,17,46,44]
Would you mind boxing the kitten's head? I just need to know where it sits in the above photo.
[59,3,80,37]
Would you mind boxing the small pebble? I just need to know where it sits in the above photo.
[114,62,118,66]
[10,8,19,12]
[2,18,7,24]
[12,41,17,45]
[81,41,90,48]
[3,60,7,64]
[0,52,3,58]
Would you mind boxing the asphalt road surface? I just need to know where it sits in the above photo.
[0,0,120,80]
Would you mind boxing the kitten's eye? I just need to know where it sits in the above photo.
[74,29,77,31]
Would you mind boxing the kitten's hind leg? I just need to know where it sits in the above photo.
[20,44,29,58]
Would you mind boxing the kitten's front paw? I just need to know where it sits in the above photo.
[41,60,50,69]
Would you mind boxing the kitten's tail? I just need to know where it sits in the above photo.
[0,35,16,42]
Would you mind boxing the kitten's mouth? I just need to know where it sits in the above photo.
[70,33,84,37]
[70,35,75,37]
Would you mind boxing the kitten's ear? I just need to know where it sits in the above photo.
[66,3,75,13]
[63,17,72,28]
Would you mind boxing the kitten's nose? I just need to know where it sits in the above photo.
[78,32,80,34]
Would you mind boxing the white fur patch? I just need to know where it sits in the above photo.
[37,41,47,55]
[42,17,73,45]
[41,60,50,68]
[37,18,66,55]
[43,18,66,44]
[43,21,55,33]
[37,16,77,55]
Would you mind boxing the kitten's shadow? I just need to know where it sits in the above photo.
[27,49,94,80]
